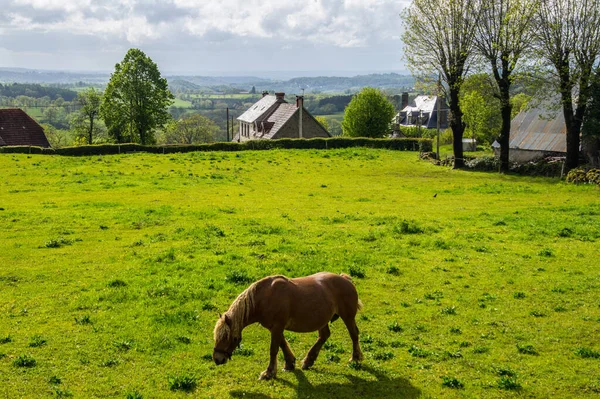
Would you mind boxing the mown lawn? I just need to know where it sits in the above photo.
[0,149,599,398]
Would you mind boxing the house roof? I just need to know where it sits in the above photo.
[237,95,279,123]
[263,103,299,139]
[401,95,438,114]
[0,108,50,148]
[509,105,566,153]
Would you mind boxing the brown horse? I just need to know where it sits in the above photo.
[213,272,363,380]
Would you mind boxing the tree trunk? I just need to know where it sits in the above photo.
[89,116,94,145]
[498,80,512,173]
[449,85,465,169]
[558,67,579,171]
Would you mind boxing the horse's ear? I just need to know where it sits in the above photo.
[224,314,232,327]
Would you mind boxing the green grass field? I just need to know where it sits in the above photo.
[1,149,599,398]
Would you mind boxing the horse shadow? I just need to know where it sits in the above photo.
[229,364,421,399]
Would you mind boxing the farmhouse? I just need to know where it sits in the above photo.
[0,108,50,148]
[493,105,566,163]
[234,92,330,141]
[392,93,449,133]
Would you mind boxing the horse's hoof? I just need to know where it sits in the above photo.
[283,364,295,372]
[259,370,275,380]
[301,359,314,370]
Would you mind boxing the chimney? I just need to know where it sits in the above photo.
[262,91,269,97]
[297,95,304,139]
[401,92,409,109]
[275,92,285,102]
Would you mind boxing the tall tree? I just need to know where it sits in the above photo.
[101,48,174,145]
[75,88,101,144]
[402,0,482,168]
[535,0,600,170]
[474,0,539,172]
[342,87,395,138]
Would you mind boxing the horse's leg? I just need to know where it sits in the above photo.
[280,336,296,371]
[342,317,363,363]
[302,324,330,370]
[259,327,283,380]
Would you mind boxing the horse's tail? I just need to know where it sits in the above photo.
[357,299,364,311]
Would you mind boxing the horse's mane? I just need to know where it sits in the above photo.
[214,281,258,342]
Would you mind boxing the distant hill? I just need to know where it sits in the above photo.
[0,68,415,94]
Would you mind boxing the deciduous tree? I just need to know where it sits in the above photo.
[474,0,539,172]
[101,48,174,145]
[402,0,482,168]
[535,0,600,170]
[74,88,101,144]
[164,114,218,144]
[341,88,395,138]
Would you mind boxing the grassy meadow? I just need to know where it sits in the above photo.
[0,149,599,398]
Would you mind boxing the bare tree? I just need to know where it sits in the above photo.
[535,0,600,170]
[474,0,539,172]
[402,0,482,168]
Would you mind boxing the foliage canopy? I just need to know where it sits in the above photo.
[342,87,395,138]
[101,48,174,145]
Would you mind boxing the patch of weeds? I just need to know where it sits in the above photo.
[49,375,62,385]
[200,354,213,361]
[450,327,462,334]
[233,344,254,357]
[497,367,517,377]
[408,345,431,358]
[155,248,176,263]
[168,375,197,392]
[513,292,526,299]
[493,219,507,226]
[575,347,600,359]
[130,240,145,247]
[75,315,92,325]
[326,354,341,363]
[28,335,47,347]
[108,279,127,288]
[444,351,463,359]
[13,354,36,367]
[473,346,490,354]
[201,302,217,311]
[498,377,521,390]
[554,305,568,312]
[53,388,73,397]
[176,336,192,344]
[386,266,402,276]
[348,361,363,370]
[530,310,546,318]
[392,219,424,235]
[390,341,407,348]
[348,264,366,279]
[424,291,444,300]
[204,224,226,238]
[442,306,457,315]
[441,376,464,389]
[459,341,471,348]
[0,335,12,344]
[360,335,374,344]
[538,247,554,257]
[517,343,538,355]
[100,358,119,367]
[126,392,144,399]
[43,237,73,248]
[388,321,404,333]
[226,269,253,284]
[324,341,346,354]
[114,340,133,351]
[373,351,394,361]
[557,227,574,237]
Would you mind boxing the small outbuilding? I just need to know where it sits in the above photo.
[0,108,51,148]
[392,93,449,133]
[493,105,566,163]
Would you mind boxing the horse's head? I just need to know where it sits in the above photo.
[213,314,241,365]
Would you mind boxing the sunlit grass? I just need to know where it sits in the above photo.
[0,149,598,398]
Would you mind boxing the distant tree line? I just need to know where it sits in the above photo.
[0,83,78,101]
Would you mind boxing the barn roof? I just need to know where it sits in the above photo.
[509,105,566,153]
[0,108,51,148]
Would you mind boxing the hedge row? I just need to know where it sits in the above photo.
[0,137,432,156]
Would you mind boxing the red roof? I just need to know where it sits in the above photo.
[0,109,50,148]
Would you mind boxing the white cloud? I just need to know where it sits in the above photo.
[1,0,411,72]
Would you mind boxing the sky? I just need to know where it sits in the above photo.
[0,0,411,77]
